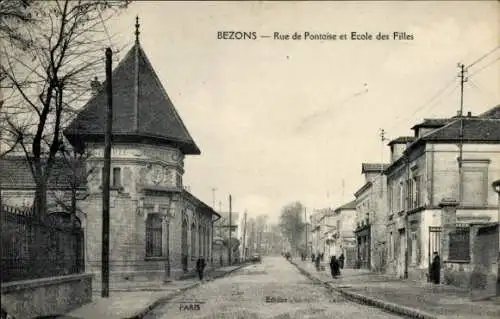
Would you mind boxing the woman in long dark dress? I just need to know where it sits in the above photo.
[339,253,345,269]
[330,256,340,279]
[429,252,440,284]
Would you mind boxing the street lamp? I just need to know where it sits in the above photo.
[493,179,500,223]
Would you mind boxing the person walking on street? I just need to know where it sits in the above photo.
[315,254,321,271]
[330,256,340,279]
[311,253,315,263]
[196,257,206,281]
[429,252,440,284]
[339,253,345,269]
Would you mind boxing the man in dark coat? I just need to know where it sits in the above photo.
[330,256,340,278]
[311,253,315,263]
[429,252,440,284]
[196,257,206,281]
[339,253,345,269]
[315,254,321,271]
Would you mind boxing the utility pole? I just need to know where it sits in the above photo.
[380,128,387,195]
[457,63,467,202]
[242,210,247,261]
[380,128,386,170]
[228,194,232,265]
[304,206,308,257]
[341,179,345,203]
[102,48,113,298]
[211,187,217,208]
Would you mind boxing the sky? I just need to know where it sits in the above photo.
[104,1,500,223]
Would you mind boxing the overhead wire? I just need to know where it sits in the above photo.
[465,45,500,69]
[468,55,500,78]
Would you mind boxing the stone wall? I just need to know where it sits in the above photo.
[443,261,473,288]
[442,223,499,296]
[1,274,92,319]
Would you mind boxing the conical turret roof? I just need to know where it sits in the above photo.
[64,31,200,155]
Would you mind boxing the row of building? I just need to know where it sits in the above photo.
[309,104,500,290]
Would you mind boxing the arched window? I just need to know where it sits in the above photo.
[198,224,202,257]
[201,225,205,257]
[191,222,196,259]
[146,213,162,257]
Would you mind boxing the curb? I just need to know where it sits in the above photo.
[125,263,251,319]
[288,259,437,319]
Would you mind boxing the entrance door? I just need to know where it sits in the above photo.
[398,229,405,278]
[428,226,441,277]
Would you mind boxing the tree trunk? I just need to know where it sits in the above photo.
[33,179,47,222]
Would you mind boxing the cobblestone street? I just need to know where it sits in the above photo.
[143,256,401,319]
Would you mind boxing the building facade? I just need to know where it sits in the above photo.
[333,200,357,267]
[385,106,500,281]
[354,163,389,271]
[62,28,220,282]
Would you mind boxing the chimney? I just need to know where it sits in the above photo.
[90,77,101,95]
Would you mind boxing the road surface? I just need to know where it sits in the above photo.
[144,256,401,319]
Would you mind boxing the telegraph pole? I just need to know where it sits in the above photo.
[242,210,247,261]
[102,48,113,298]
[228,194,232,265]
[457,63,467,199]
[211,187,217,208]
[304,206,308,257]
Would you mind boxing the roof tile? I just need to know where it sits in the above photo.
[64,42,200,155]
[0,156,86,189]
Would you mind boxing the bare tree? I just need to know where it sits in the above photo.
[279,201,306,253]
[0,0,130,219]
[48,143,98,223]
[0,0,36,50]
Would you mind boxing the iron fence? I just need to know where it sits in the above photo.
[1,204,84,283]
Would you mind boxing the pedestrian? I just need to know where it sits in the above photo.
[196,257,206,281]
[429,252,440,284]
[339,253,345,269]
[315,254,321,271]
[330,256,340,279]
[311,253,315,263]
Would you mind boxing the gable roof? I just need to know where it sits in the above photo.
[64,40,200,155]
[420,118,500,142]
[0,156,87,190]
[334,200,356,212]
[387,136,415,146]
[478,104,500,119]
[361,163,389,173]
[183,189,220,219]
[410,118,452,130]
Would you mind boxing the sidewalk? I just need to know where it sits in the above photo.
[59,264,246,319]
[291,259,500,319]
